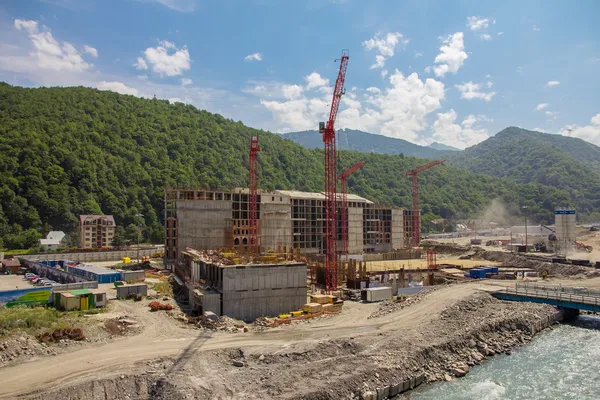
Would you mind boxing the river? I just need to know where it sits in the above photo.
[401,315,600,400]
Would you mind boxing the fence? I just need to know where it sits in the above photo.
[24,249,157,263]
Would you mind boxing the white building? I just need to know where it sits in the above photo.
[40,231,66,251]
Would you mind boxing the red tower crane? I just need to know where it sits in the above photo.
[339,161,365,255]
[405,159,445,247]
[319,50,349,292]
[249,136,260,255]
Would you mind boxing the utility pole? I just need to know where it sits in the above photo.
[522,206,528,251]
[135,213,144,263]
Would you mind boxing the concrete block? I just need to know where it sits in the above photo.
[389,383,400,396]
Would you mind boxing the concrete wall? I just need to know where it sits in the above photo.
[260,196,292,251]
[221,263,307,321]
[177,199,232,255]
[348,207,363,254]
[391,209,404,249]
[25,249,157,263]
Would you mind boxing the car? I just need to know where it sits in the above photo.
[42,282,55,287]
[31,277,42,284]
[28,276,39,282]
[24,273,36,279]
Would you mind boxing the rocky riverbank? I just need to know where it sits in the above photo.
[19,292,560,400]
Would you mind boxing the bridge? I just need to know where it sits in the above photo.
[492,283,600,319]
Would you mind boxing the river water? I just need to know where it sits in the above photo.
[402,316,600,400]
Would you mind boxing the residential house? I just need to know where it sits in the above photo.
[40,231,67,251]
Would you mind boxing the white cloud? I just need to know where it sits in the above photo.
[516,66,523,74]
[497,32,504,36]
[5,19,94,73]
[137,40,190,76]
[96,81,138,96]
[83,45,98,57]
[467,16,490,31]
[259,70,445,143]
[562,114,600,145]
[533,25,540,32]
[134,56,148,70]
[433,110,490,149]
[455,81,496,102]
[362,32,409,69]
[486,81,493,88]
[546,80,560,87]
[536,103,549,111]
[282,84,304,100]
[181,78,192,86]
[380,69,388,79]
[140,0,196,12]
[14,19,38,34]
[433,32,468,78]
[480,34,492,41]
[415,51,423,58]
[244,52,262,61]
[304,72,329,90]
[545,110,555,117]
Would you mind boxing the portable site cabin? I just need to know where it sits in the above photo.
[57,289,107,311]
[116,284,148,299]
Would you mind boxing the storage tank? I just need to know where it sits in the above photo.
[555,209,576,243]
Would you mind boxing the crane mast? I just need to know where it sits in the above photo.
[249,136,260,255]
[339,161,365,255]
[319,50,349,292]
[405,159,445,246]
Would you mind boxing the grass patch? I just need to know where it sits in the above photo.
[0,305,100,337]
[149,280,173,297]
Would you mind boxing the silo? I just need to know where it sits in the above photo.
[555,209,576,243]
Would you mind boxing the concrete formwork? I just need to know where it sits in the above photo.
[177,199,232,256]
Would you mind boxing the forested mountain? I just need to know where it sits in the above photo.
[0,83,585,249]
[281,129,447,159]
[447,127,600,216]
[428,142,460,151]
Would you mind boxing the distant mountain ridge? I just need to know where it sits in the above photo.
[281,129,450,159]
[428,142,460,151]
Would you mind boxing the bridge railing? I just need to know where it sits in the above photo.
[506,284,600,307]
[514,282,600,298]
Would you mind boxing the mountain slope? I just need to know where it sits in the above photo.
[447,127,600,214]
[281,129,446,159]
[428,142,460,151]
[0,83,584,248]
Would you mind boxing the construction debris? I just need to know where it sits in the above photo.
[38,327,85,343]
[148,302,173,311]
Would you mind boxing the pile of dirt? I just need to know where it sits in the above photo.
[422,240,470,254]
[198,316,248,333]
[0,335,58,367]
[104,317,141,336]
[368,287,438,319]
[37,327,85,343]
[476,250,600,277]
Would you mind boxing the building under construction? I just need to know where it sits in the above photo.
[164,188,412,265]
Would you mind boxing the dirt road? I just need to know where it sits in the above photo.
[1,277,597,399]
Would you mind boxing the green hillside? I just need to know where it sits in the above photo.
[0,83,580,249]
[447,127,600,215]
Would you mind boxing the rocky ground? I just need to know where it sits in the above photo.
[18,292,559,400]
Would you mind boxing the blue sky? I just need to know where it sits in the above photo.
[0,0,599,148]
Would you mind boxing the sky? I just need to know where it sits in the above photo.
[0,0,599,149]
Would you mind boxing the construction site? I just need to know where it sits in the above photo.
[4,50,600,400]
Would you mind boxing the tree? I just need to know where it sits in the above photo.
[124,224,141,244]
[111,226,126,247]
